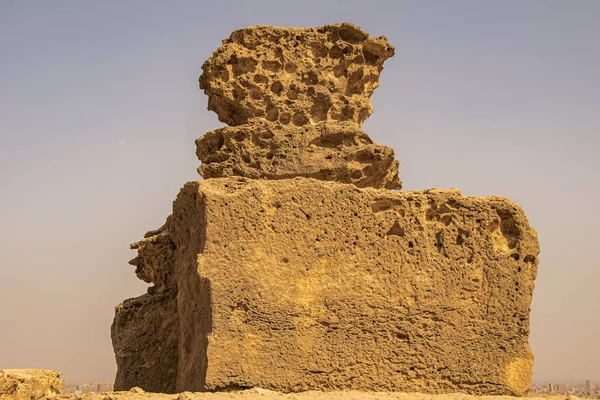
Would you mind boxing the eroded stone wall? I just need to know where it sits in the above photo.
[113,178,539,394]
[112,22,539,396]
[112,291,179,394]
[112,226,179,393]
[171,178,538,395]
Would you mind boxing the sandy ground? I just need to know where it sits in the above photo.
[46,389,573,400]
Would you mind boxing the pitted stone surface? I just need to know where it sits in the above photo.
[128,225,176,292]
[199,23,394,127]
[113,23,539,396]
[112,226,179,393]
[0,369,63,400]
[112,291,179,394]
[113,178,539,395]
[196,121,401,189]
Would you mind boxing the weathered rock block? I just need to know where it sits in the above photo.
[200,23,394,127]
[111,225,180,393]
[128,225,176,292]
[196,121,401,189]
[0,369,63,399]
[114,21,539,396]
[112,290,179,394]
[113,177,539,395]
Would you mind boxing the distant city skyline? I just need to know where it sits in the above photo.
[531,380,599,399]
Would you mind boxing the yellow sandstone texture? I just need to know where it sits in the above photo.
[112,22,539,396]
[196,121,401,189]
[112,290,179,394]
[0,369,64,400]
[196,23,400,189]
[199,23,393,127]
[114,179,538,395]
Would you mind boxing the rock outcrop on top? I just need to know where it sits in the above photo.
[196,23,401,189]
[112,22,539,396]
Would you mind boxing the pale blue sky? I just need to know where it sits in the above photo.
[0,0,598,385]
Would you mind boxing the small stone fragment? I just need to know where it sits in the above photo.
[0,369,64,400]
[128,224,176,292]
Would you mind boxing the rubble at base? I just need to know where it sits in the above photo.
[0,369,64,400]
[38,388,568,400]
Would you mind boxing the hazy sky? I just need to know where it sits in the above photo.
[1,0,598,385]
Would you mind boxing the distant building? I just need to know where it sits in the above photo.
[586,380,597,391]
[548,383,567,394]
[62,383,113,395]
[557,384,567,394]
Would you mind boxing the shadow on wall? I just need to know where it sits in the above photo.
[111,186,214,393]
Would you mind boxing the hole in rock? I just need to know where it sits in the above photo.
[216,134,225,150]
[262,60,282,72]
[265,105,279,122]
[435,231,443,252]
[302,71,319,85]
[338,24,368,43]
[231,57,257,77]
[292,112,309,126]
[346,69,365,95]
[351,170,363,180]
[371,199,403,213]
[386,221,405,237]
[253,74,268,84]
[310,42,328,58]
[279,112,291,124]
[329,45,343,59]
[270,81,284,95]
[352,149,376,163]
[249,88,263,100]
[284,63,297,73]
[310,93,332,122]
[496,208,521,249]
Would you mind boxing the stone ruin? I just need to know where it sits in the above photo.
[111,23,539,396]
[195,23,400,189]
